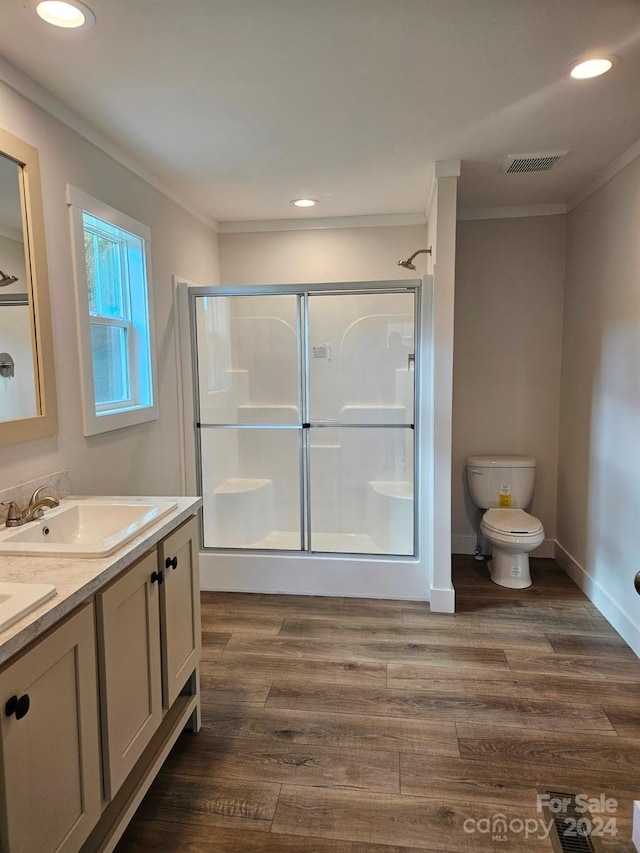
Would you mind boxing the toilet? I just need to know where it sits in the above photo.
[466,455,544,589]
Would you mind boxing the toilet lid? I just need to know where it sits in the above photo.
[482,508,543,536]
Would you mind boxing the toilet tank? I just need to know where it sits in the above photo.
[466,455,536,509]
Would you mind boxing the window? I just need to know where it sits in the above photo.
[68,186,158,435]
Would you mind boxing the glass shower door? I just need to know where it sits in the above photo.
[306,291,416,555]
[194,294,303,549]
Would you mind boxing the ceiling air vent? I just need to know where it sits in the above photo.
[502,151,569,174]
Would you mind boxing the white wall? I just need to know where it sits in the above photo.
[219,224,428,284]
[557,152,640,654]
[0,234,27,294]
[452,215,566,552]
[0,81,219,495]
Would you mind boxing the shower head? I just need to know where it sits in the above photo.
[0,271,18,288]
[397,248,432,270]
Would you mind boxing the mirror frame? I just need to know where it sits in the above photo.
[0,127,57,446]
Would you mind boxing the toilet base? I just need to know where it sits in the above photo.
[488,549,532,589]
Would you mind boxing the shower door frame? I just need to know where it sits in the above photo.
[189,279,422,560]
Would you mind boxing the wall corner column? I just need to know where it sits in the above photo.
[429,160,460,612]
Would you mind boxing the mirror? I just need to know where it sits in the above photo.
[0,128,57,446]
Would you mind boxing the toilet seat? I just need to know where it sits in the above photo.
[481,508,543,537]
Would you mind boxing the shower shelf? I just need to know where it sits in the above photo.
[214,478,271,494]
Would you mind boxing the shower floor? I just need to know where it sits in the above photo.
[251,530,379,552]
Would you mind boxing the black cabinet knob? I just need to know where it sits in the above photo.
[635,572,640,595]
[5,694,30,719]
[165,556,178,571]
[151,570,164,585]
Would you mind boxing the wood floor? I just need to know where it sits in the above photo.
[117,556,640,852]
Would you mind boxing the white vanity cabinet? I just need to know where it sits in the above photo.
[0,507,201,853]
[97,549,163,799]
[97,516,201,800]
[0,604,102,853]
[157,517,201,710]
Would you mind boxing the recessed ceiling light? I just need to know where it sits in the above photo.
[36,1,95,29]
[291,198,318,208]
[569,57,614,80]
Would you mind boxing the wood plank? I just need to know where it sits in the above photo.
[201,591,345,607]
[400,753,640,812]
[506,651,640,681]
[160,730,400,793]
[456,724,640,773]
[224,635,511,668]
[201,653,387,686]
[202,601,404,622]
[452,597,592,615]
[266,681,614,731]
[545,632,635,657]
[457,584,585,602]
[201,630,232,650]
[202,706,460,756]
[199,613,285,634]
[342,597,430,611]
[201,592,348,619]
[271,786,554,851]
[402,610,616,636]
[117,818,429,852]
[200,679,271,706]
[131,771,279,832]
[601,704,640,737]
[387,663,640,704]
[278,618,555,651]
[401,754,540,806]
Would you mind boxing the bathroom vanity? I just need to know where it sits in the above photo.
[0,496,202,853]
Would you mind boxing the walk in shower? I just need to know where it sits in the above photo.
[190,281,420,559]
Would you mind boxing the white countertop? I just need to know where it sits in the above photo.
[0,496,202,666]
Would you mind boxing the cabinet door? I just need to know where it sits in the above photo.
[158,516,201,709]
[97,549,162,799]
[0,604,102,853]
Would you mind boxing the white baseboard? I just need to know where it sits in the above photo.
[430,586,455,613]
[555,541,640,658]
[632,801,640,852]
[452,534,556,559]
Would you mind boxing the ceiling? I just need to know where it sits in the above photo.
[0,0,639,224]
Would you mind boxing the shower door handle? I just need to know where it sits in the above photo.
[407,353,415,371]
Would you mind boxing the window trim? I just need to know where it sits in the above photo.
[67,185,159,436]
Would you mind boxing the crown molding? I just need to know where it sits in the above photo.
[0,55,219,233]
[567,135,640,212]
[457,203,567,221]
[219,212,427,234]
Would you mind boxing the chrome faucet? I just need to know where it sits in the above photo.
[2,487,60,528]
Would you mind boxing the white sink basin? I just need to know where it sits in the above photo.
[0,499,177,557]
[0,582,56,633]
